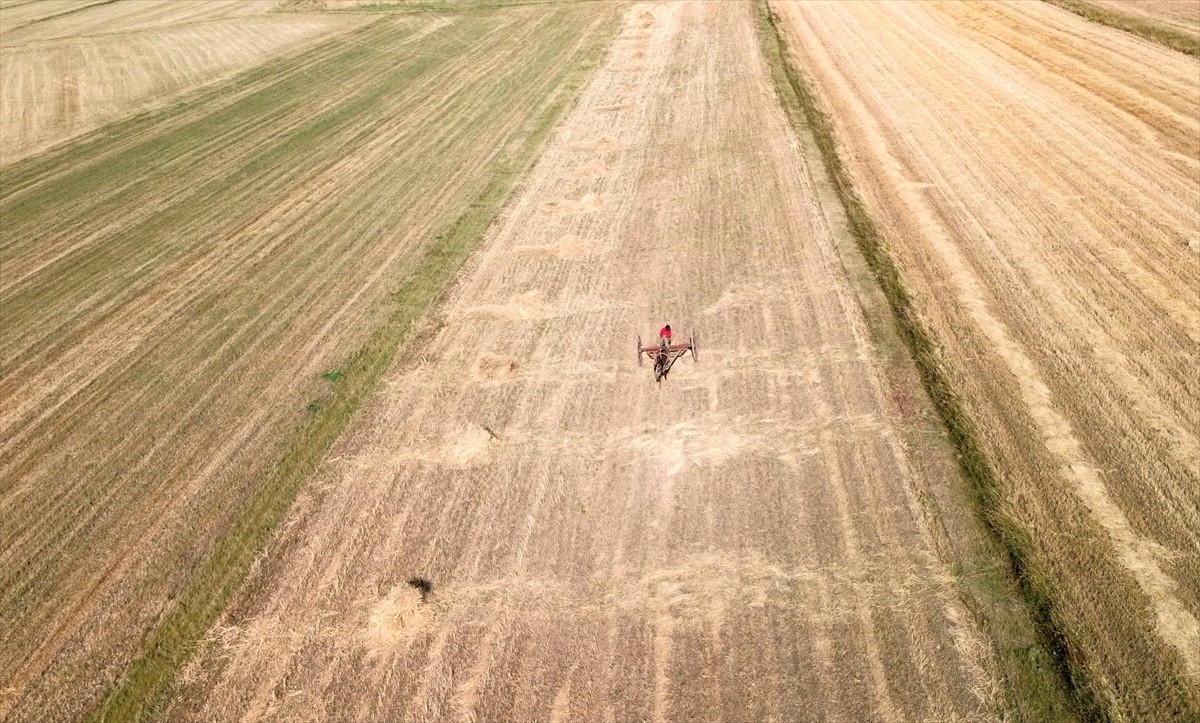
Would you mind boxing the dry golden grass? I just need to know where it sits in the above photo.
[0,0,106,31]
[0,2,362,163]
[0,4,619,718]
[1088,0,1200,34]
[7,0,1188,718]
[162,3,1065,720]
[1047,0,1200,55]
[774,0,1200,718]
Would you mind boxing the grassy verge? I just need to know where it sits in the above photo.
[755,2,1095,720]
[86,15,615,721]
[1043,0,1200,56]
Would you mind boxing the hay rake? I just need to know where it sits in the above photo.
[637,332,697,382]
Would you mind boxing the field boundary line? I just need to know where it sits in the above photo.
[84,12,619,720]
[1042,0,1200,56]
[756,1,1097,719]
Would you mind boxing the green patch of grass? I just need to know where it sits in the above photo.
[305,400,321,413]
[755,2,1089,720]
[320,370,344,383]
[86,9,619,721]
[1043,0,1200,56]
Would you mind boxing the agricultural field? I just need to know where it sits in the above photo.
[1,0,1197,721]
[1075,0,1200,36]
[161,2,1059,721]
[0,1,348,162]
[773,0,1199,718]
[1045,0,1200,55]
[0,1,619,718]
[0,0,104,31]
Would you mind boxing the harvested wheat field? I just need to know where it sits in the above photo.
[774,0,1200,718]
[1082,0,1200,36]
[0,3,619,718]
[5,0,1196,720]
[160,2,1066,721]
[0,1,362,163]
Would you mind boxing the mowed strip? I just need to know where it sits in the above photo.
[167,3,1009,720]
[0,6,617,719]
[775,0,1200,716]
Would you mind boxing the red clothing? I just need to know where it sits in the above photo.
[659,326,672,343]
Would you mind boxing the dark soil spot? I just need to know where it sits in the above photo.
[407,577,433,602]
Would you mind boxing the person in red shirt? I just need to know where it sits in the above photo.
[659,323,672,348]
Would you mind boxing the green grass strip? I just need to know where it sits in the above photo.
[1044,0,1200,56]
[87,16,615,722]
[755,2,1097,720]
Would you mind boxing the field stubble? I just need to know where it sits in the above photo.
[0,1,349,163]
[774,0,1200,718]
[0,4,618,719]
[163,2,1067,720]
[1046,0,1200,56]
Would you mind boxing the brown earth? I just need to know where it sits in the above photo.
[165,3,1025,720]
[774,0,1199,717]
[0,5,617,719]
[0,0,362,163]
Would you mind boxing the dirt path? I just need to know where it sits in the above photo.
[775,0,1199,716]
[168,3,1012,720]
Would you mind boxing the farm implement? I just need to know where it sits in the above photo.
[637,332,697,382]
